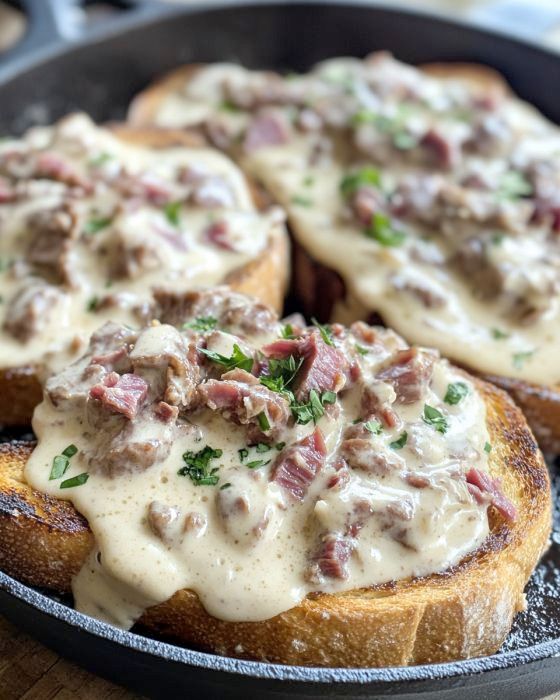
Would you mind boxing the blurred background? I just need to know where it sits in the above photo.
[2,0,560,55]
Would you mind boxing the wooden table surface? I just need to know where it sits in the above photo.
[0,615,140,699]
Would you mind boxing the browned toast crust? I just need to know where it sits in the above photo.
[0,125,289,427]
[0,378,550,667]
[127,61,560,452]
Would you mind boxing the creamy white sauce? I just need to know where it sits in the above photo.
[0,113,275,375]
[25,319,491,627]
[149,57,560,386]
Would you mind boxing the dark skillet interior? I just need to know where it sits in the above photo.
[0,3,560,698]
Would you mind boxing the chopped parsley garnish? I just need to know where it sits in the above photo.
[86,296,99,312]
[291,195,313,207]
[392,130,418,150]
[257,412,271,432]
[311,317,334,346]
[184,316,218,332]
[275,441,286,451]
[444,382,469,405]
[245,459,270,470]
[238,448,249,462]
[491,327,510,340]
[260,355,303,396]
[49,444,79,481]
[220,482,232,490]
[200,344,253,372]
[280,323,295,339]
[390,431,408,450]
[89,152,113,167]
[255,442,270,453]
[513,350,534,369]
[340,166,381,197]
[497,171,533,200]
[259,354,336,426]
[355,344,370,356]
[291,389,335,425]
[62,444,78,458]
[491,233,505,246]
[351,111,417,150]
[484,441,492,453]
[422,404,448,434]
[364,420,382,435]
[365,212,406,247]
[60,473,89,489]
[164,201,182,227]
[84,217,112,235]
[303,175,315,187]
[219,99,240,113]
[178,446,223,486]
[49,455,70,481]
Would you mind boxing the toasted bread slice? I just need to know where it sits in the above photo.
[0,378,550,667]
[128,61,560,453]
[0,125,289,427]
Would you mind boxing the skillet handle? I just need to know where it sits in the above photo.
[0,0,173,80]
[469,0,560,46]
[0,0,78,68]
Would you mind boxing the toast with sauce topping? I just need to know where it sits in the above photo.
[0,293,551,667]
[0,116,288,426]
[128,55,560,452]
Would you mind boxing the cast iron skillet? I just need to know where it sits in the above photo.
[1,1,560,697]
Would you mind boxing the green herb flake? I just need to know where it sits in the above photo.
[178,445,223,486]
[200,343,253,373]
[255,442,270,453]
[365,212,406,247]
[62,444,78,458]
[257,412,271,432]
[355,344,370,356]
[281,323,295,339]
[422,404,448,434]
[491,233,505,246]
[444,382,469,405]
[220,482,232,490]
[275,441,286,451]
[393,130,418,150]
[291,195,313,207]
[164,201,182,228]
[86,296,99,312]
[60,473,89,489]
[491,327,510,340]
[219,99,240,113]
[513,350,534,369]
[85,217,112,235]
[311,317,334,346]
[49,455,70,481]
[259,355,303,396]
[89,152,113,168]
[322,391,337,405]
[364,420,382,435]
[390,431,408,450]
[303,175,315,187]
[340,166,381,198]
[184,316,218,332]
[497,171,533,200]
[245,459,269,470]
[484,441,492,454]
[238,448,249,462]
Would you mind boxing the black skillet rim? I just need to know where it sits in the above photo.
[1,0,560,687]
